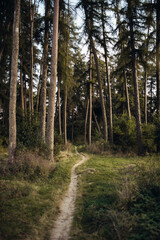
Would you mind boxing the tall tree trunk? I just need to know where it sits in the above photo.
[156,0,160,113]
[63,86,67,145]
[124,69,131,120]
[144,67,148,124]
[128,5,143,155]
[89,51,93,146]
[46,0,59,161]
[20,58,24,113]
[93,110,101,133]
[36,57,43,113]
[40,0,49,141]
[29,0,35,115]
[72,109,74,142]
[58,76,62,135]
[24,73,27,113]
[84,7,108,142]
[9,0,21,164]
[84,99,89,143]
[101,3,113,144]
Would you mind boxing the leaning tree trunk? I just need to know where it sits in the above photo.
[84,8,108,142]
[129,10,143,155]
[40,0,50,141]
[9,0,21,164]
[46,0,59,161]
[101,3,113,144]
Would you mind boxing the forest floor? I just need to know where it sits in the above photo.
[1,147,160,240]
[70,153,160,240]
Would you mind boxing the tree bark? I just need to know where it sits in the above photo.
[58,76,62,136]
[128,3,143,155]
[29,0,35,115]
[89,51,93,146]
[93,110,101,133]
[9,0,21,163]
[84,99,89,143]
[124,69,131,120]
[40,0,49,141]
[63,86,67,146]
[144,67,148,124]
[101,3,113,144]
[156,0,160,113]
[46,0,59,161]
[36,57,43,113]
[20,57,24,113]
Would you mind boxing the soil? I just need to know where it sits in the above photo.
[50,153,86,240]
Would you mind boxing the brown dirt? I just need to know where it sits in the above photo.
[50,154,86,240]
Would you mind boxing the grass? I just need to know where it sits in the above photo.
[0,146,81,240]
[71,154,160,240]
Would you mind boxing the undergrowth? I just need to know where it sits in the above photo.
[0,146,81,240]
[71,155,160,240]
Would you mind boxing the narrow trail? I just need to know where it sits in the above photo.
[50,152,86,240]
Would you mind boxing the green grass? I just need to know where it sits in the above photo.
[71,154,160,240]
[0,148,81,240]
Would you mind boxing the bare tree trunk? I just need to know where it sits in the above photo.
[29,0,35,115]
[124,70,131,120]
[20,58,24,113]
[9,0,21,164]
[144,67,148,124]
[63,86,67,146]
[101,3,113,144]
[89,51,93,146]
[84,99,89,143]
[129,6,143,155]
[24,73,27,113]
[156,0,160,113]
[41,0,49,141]
[84,7,108,142]
[58,76,62,135]
[36,57,43,113]
[72,109,74,142]
[46,0,59,161]
[93,110,101,133]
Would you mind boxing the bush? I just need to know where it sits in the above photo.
[142,123,156,153]
[113,114,137,152]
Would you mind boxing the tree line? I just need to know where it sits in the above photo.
[0,0,160,162]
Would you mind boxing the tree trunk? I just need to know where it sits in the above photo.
[9,0,21,164]
[36,57,43,113]
[156,0,160,113]
[84,7,108,142]
[46,0,59,161]
[93,110,101,133]
[89,51,93,146]
[58,76,62,135]
[20,57,24,113]
[29,0,35,115]
[124,69,131,120]
[144,67,148,124]
[63,86,67,146]
[84,99,89,143]
[129,6,143,155]
[101,3,113,144]
[72,109,74,143]
[40,0,49,141]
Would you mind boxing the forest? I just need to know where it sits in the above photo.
[0,0,160,239]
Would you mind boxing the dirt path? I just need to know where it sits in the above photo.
[50,153,86,240]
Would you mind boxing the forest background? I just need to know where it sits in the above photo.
[0,0,160,160]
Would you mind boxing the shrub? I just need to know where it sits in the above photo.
[142,123,156,153]
[113,114,137,152]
